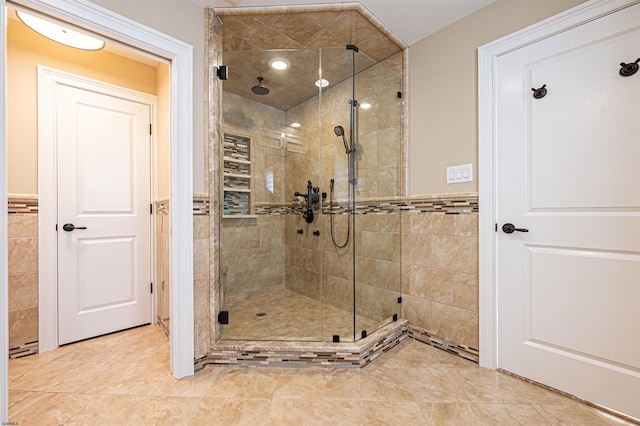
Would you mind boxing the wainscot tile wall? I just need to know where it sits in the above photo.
[401,194,479,356]
[7,194,39,359]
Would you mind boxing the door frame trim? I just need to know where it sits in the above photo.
[1,0,194,419]
[37,66,157,350]
[478,0,638,370]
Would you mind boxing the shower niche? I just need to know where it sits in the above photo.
[222,132,253,217]
[215,8,405,351]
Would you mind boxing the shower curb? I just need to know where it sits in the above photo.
[195,319,408,369]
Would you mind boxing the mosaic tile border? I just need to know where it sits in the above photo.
[154,196,211,216]
[195,320,408,369]
[9,341,39,360]
[8,194,38,214]
[254,193,478,216]
[408,323,479,364]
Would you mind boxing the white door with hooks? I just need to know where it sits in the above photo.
[42,68,153,345]
[494,2,640,420]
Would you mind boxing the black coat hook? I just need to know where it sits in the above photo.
[531,84,547,99]
[619,58,639,77]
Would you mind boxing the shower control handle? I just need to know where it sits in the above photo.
[502,223,528,234]
[62,223,87,232]
[297,229,304,235]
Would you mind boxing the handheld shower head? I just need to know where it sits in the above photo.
[334,125,350,154]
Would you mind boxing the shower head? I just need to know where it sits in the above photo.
[251,77,269,95]
[334,125,350,154]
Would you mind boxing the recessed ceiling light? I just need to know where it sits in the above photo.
[291,122,301,128]
[315,79,330,88]
[17,10,105,51]
[360,102,372,110]
[269,58,290,71]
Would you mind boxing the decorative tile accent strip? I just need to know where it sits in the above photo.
[155,199,169,215]
[254,193,478,216]
[154,196,210,216]
[8,194,38,214]
[195,320,408,369]
[193,194,210,215]
[9,341,39,359]
[408,323,479,364]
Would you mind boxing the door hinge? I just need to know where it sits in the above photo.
[495,223,498,232]
[150,282,153,294]
[149,124,152,135]
[150,203,153,214]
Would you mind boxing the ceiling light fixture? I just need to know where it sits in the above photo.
[17,10,105,51]
[315,79,330,88]
[269,57,290,71]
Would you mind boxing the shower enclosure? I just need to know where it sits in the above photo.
[219,44,403,343]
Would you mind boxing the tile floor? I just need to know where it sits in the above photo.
[8,324,635,425]
[222,288,385,342]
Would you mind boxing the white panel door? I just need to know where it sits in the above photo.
[57,83,151,345]
[496,3,640,420]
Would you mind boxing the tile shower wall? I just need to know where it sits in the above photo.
[7,195,39,358]
[193,196,211,359]
[282,52,404,327]
[157,197,212,359]
[155,200,170,336]
[220,92,287,302]
[401,203,479,351]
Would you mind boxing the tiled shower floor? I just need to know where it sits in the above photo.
[221,288,384,342]
[8,325,634,424]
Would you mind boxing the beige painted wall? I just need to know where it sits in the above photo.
[88,0,206,194]
[157,62,171,198]
[408,0,589,196]
[7,18,160,194]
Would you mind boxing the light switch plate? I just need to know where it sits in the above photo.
[446,164,473,184]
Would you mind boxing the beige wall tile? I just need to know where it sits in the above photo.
[401,233,430,266]
[431,303,478,349]
[454,214,478,237]
[8,215,38,238]
[375,260,400,291]
[193,215,210,239]
[9,272,38,311]
[427,268,453,305]
[453,272,478,312]
[403,295,431,330]
[193,239,210,280]
[430,235,478,274]
[8,237,38,274]
[194,278,210,319]
[9,307,38,349]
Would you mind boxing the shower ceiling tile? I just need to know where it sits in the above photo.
[357,31,403,63]
[249,26,303,50]
[305,29,343,49]
[327,11,378,45]
[219,9,402,110]
[220,14,267,44]
[304,11,342,28]
[223,33,247,51]
[268,14,324,46]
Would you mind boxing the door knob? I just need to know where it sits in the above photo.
[62,223,87,232]
[502,223,528,234]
